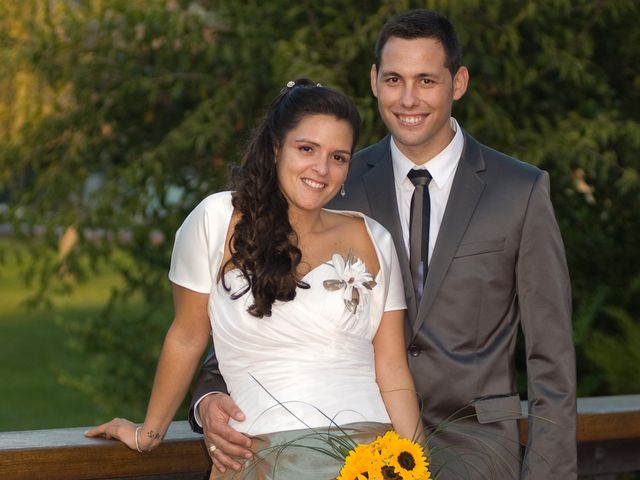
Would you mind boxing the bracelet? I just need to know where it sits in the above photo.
[135,426,144,453]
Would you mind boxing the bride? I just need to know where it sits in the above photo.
[86,79,422,478]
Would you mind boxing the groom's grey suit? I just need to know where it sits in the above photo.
[329,131,576,479]
[189,129,576,479]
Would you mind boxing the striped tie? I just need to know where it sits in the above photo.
[407,169,432,301]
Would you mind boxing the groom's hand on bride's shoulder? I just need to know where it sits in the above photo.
[199,393,253,473]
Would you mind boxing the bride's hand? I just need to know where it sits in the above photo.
[85,418,138,450]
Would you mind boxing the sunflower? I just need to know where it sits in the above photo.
[379,464,403,479]
[338,431,430,480]
[370,431,401,456]
[337,443,379,480]
[385,436,430,480]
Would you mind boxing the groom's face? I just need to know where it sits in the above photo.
[371,36,468,164]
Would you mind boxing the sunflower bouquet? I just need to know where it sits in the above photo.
[337,430,430,480]
[233,398,525,480]
[240,376,522,479]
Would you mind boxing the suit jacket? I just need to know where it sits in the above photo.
[330,131,577,479]
[189,130,577,479]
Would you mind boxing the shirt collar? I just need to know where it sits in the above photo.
[391,117,464,189]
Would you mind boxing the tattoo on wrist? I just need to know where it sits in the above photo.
[146,430,164,441]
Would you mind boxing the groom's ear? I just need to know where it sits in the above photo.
[452,66,469,101]
[370,64,379,98]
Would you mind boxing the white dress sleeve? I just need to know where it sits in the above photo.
[168,191,234,294]
[383,235,406,313]
[362,215,407,336]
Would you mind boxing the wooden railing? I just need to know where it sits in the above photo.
[1,395,639,480]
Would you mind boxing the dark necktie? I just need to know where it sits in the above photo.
[407,169,432,301]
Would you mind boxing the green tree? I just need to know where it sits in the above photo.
[1,0,639,416]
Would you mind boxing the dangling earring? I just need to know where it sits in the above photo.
[340,184,346,197]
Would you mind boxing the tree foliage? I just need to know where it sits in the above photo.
[1,0,639,416]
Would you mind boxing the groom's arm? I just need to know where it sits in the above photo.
[518,171,577,479]
[188,346,228,433]
[190,347,253,474]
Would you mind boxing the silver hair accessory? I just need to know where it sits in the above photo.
[284,80,323,89]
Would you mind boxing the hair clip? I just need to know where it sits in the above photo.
[284,80,323,90]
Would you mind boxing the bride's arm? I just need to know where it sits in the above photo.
[85,284,211,451]
[373,309,423,441]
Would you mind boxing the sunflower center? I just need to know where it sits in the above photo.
[381,465,402,479]
[398,451,416,470]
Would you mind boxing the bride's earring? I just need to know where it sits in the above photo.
[340,184,346,197]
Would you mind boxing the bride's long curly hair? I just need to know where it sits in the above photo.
[223,79,361,318]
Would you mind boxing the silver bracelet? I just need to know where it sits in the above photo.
[135,426,144,453]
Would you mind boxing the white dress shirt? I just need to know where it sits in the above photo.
[390,117,464,262]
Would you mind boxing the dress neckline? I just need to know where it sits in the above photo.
[215,196,385,285]
[220,260,333,286]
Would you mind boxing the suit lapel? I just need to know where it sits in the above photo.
[361,138,419,325]
[412,131,486,336]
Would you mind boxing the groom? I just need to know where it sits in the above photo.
[190,9,576,479]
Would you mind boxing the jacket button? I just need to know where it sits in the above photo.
[408,344,421,357]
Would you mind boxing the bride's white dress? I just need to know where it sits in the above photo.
[168,191,406,476]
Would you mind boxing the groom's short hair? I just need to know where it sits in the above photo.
[374,9,463,77]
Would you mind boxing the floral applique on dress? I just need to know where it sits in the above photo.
[323,251,377,319]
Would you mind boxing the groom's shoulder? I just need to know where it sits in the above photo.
[468,132,542,180]
[350,136,390,172]
[354,136,389,159]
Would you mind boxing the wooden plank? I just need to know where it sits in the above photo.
[518,394,640,444]
[1,396,639,480]
[0,424,210,480]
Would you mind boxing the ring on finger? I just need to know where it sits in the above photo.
[208,444,217,454]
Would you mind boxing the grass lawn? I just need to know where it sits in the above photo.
[0,239,139,432]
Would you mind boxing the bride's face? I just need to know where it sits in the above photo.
[275,113,353,214]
